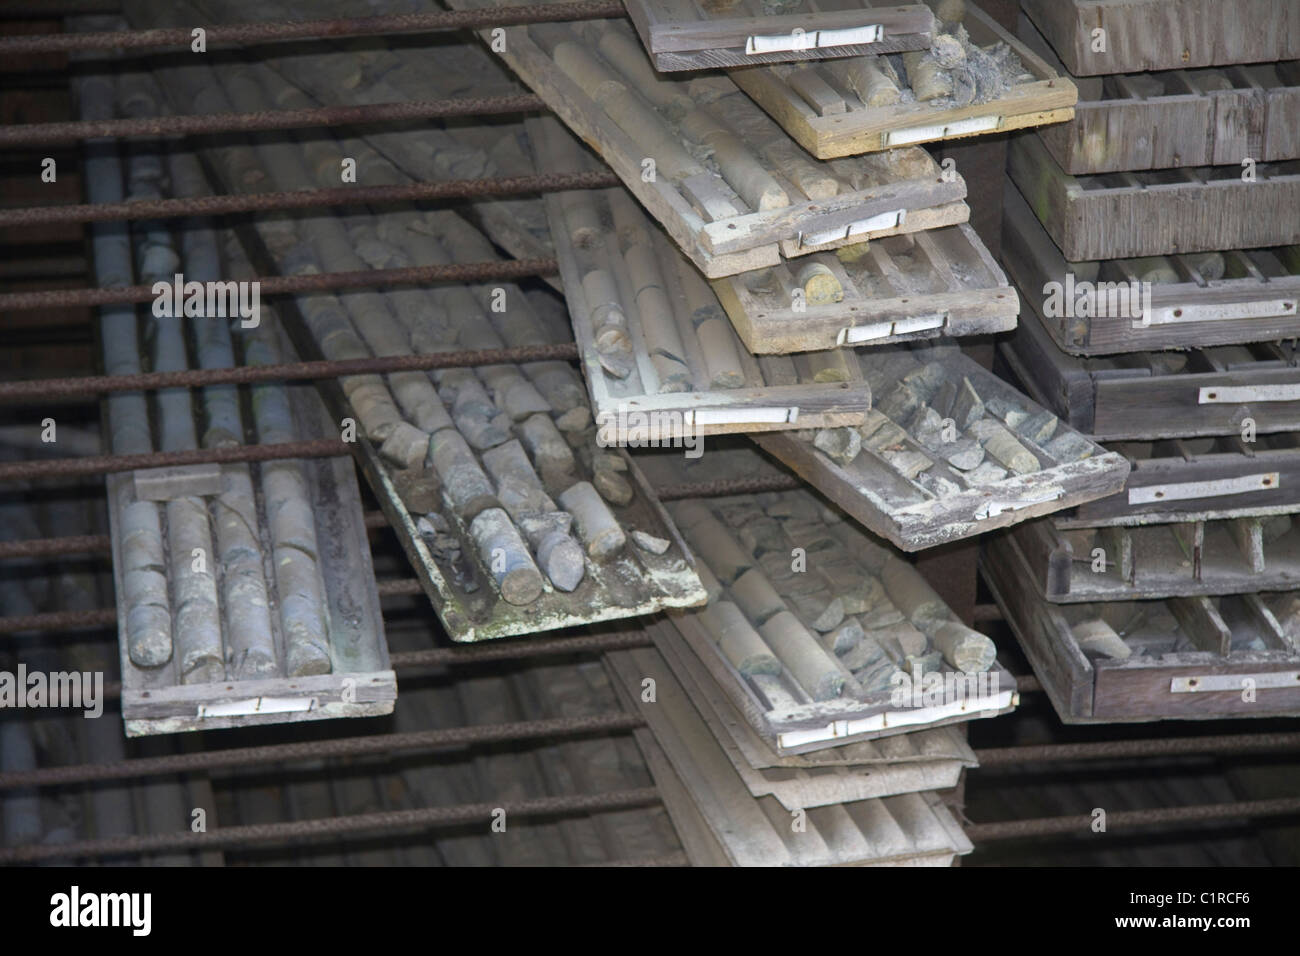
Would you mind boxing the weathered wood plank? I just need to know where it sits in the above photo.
[1058,434,1300,527]
[1022,0,1300,76]
[1009,133,1300,259]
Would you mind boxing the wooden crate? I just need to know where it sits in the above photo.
[110,319,395,737]
[658,631,978,807]
[712,222,1019,354]
[623,0,935,71]
[1001,182,1300,355]
[634,442,1016,751]
[1054,433,1300,528]
[532,116,870,437]
[1021,16,1300,174]
[1006,514,1300,603]
[444,4,969,277]
[1001,303,1300,442]
[754,344,1131,551]
[984,533,1300,723]
[732,0,1076,158]
[1021,0,1300,77]
[608,642,976,866]
[1008,132,1300,260]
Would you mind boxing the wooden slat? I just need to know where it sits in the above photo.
[1022,0,1300,76]
[1009,132,1300,259]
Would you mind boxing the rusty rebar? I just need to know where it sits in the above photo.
[0,93,549,148]
[975,732,1300,766]
[967,797,1300,842]
[0,532,111,560]
[0,607,116,634]
[0,437,346,483]
[0,343,579,403]
[0,257,559,311]
[389,630,654,670]
[0,713,644,791]
[0,2,624,54]
[0,171,621,227]
[0,511,389,558]
[0,787,663,863]
[659,475,803,500]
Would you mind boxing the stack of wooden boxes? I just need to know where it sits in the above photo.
[989,0,1300,723]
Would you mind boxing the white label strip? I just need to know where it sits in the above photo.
[800,209,904,248]
[1128,472,1280,505]
[1147,298,1296,325]
[745,23,882,55]
[1198,384,1300,404]
[885,114,1001,146]
[776,689,1014,750]
[891,312,947,335]
[974,489,1063,520]
[1170,672,1300,693]
[199,696,317,718]
[689,406,797,426]
[838,321,894,344]
[837,312,947,345]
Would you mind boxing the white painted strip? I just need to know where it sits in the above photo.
[800,208,905,248]
[885,114,1001,146]
[1147,298,1296,325]
[1128,472,1280,505]
[199,696,316,718]
[688,406,796,426]
[891,312,948,335]
[1198,384,1300,404]
[776,689,1013,749]
[1170,672,1300,693]
[813,24,885,48]
[838,321,894,344]
[745,23,882,55]
[974,489,1063,520]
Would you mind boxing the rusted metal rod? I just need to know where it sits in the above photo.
[0,2,625,54]
[0,787,663,863]
[967,797,1300,842]
[0,343,579,403]
[658,475,802,500]
[0,437,346,483]
[0,170,620,227]
[0,94,548,148]
[389,630,654,670]
[976,732,1300,766]
[0,713,644,791]
[0,532,111,560]
[0,257,560,311]
[0,607,116,634]
[0,510,389,558]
